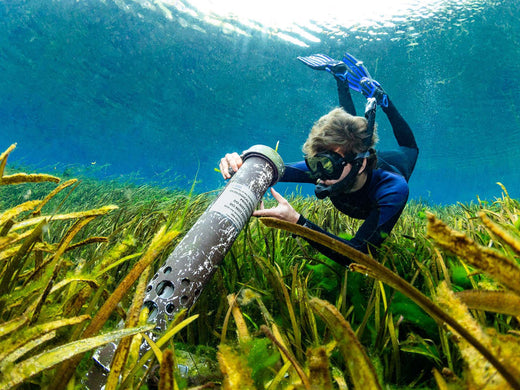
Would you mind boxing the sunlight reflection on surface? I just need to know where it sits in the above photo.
[146,0,487,45]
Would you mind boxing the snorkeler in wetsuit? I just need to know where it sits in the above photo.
[220,52,418,267]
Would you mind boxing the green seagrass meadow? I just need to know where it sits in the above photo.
[1,144,520,389]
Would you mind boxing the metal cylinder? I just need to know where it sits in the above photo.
[142,144,284,332]
[86,145,283,389]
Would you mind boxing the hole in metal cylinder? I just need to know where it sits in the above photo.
[180,296,189,305]
[163,266,172,274]
[166,303,175,314]
[146,285,152,292]
[143,301,158,322]
[181,278,190,287]
[156,280,174,299]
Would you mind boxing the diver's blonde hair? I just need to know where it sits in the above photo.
[302,107,378,157]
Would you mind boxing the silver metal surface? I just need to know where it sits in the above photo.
[85,145,284,389]
[142,145,284,332]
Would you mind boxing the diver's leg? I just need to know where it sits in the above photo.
[297,53,357,115]
[337,79,356,116]
[378,99,418,180]
[378,148,418,181]
[382,99,417,150]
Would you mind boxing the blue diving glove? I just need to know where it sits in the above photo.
[297,54,349,82]
[342,52,389,107]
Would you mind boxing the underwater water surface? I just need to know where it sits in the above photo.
[1,0,519,204]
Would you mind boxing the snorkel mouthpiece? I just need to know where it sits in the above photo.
[315,182,332,199]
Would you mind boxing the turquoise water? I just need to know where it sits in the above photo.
[1,0,519,204]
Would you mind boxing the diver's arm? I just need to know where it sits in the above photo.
[279,161,317,184]
[219,155,317,184]
[296,175,409,267]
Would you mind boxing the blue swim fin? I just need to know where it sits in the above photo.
[342,52,388,107]
[297,54,349,82]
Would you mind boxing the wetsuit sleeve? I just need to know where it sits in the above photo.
[382,99,418,150]
[279,161,316,184]
[296,175,409,267]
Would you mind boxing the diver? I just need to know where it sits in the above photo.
[219,52,419,267]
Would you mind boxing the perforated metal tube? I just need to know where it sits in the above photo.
[142,144,284,332]
[85,145,284,389]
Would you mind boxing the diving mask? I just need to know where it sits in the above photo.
[310,98,377,199]
[305,150,368,181]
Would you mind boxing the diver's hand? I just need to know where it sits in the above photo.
[253,188,300,224]
[219,152,243,179]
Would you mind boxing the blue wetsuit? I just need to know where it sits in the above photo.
[280,81,418,267]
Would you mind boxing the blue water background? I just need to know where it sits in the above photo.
[1,0,519,204]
